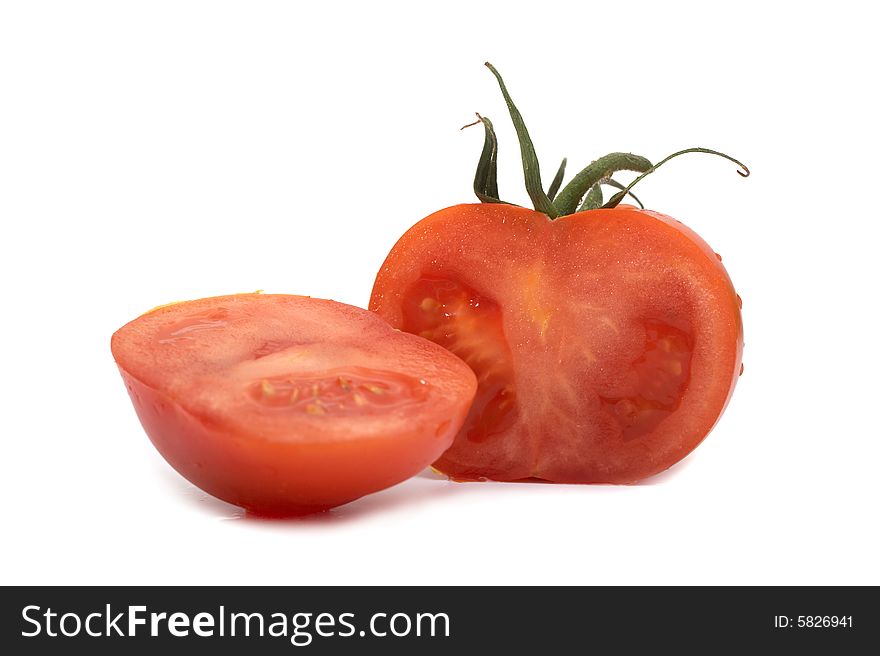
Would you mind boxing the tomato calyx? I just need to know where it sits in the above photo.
[464,62,750,218]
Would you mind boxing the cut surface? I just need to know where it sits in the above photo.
[112,294,477,514]
[370,204,743,483]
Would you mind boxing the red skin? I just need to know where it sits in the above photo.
[112,294,476,515]
[370,204,743,483]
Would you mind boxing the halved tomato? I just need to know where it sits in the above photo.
[370,203,743,483]
[111,294,477,515]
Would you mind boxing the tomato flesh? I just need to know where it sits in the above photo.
[112,294,477,514]
[370,204,742,483]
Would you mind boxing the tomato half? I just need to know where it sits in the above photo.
[370,203,743,483]
[111,294,477,515]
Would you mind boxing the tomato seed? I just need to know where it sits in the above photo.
[305,403,325,415]
[261,379,275,397]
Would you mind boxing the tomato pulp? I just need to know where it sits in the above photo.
[111,294,477,514]
[370,203,743,483]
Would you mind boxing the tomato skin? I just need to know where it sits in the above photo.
[112,294,476,515]
[119,370,470,515]
[370,203,743,483]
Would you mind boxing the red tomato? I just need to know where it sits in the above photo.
[369,203,743,483]
[111,294,477,515]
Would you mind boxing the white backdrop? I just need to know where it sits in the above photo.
[2,0,878,585]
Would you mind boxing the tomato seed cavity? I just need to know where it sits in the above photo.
[402,277,517,443]
[247,366,427,415]
[599,318,693,441]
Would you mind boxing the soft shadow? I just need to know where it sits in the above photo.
[633,451,697,485]
[238,476,470,527]
[157,455,688,526]
[156,465,245,519]
[414,467,447,480]
[156,464,469,526]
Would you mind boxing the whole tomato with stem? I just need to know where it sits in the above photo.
[369,63,748,483]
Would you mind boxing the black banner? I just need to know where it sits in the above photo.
[1,586,876,653]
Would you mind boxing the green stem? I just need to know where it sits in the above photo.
[602,147,750,209]
[576,178,644,210]
[485,63,557,218]
[462,113,503,203]
[546,158,567,200]
[580,183,603,210]
[554,153,652,215]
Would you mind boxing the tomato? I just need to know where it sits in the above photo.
[367,62,747,483]
[111,294,477,515]
[369,203,743,483]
